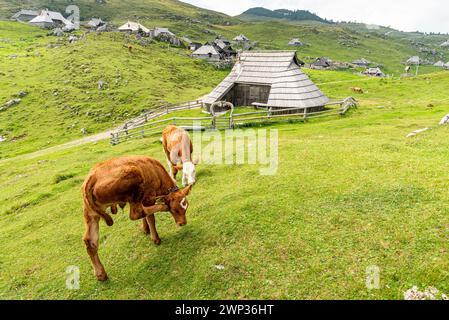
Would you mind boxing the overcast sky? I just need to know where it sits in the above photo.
[182,0,449,33]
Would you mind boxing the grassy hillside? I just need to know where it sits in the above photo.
[217,21,449,74]
[0,21,227,159]
[2,0,449,74]
[2,17,449,160]
[1,70,449,299]
[0,0,235,24]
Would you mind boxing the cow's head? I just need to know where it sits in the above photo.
[165,185,193,226]
[147,185,193,226]
[182,161,197,186]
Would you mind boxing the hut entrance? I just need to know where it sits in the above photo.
[223,83,271,107]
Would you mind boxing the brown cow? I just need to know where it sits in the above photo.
[162,125,198,186]
[351,87,364,94]
[82,156,193,281]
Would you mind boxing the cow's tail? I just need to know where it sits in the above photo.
[83,175,114,227]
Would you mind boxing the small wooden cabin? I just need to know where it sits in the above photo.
[203,51,329,113]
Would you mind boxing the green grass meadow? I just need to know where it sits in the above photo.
[1,7,449,299]
[1,64,449,299]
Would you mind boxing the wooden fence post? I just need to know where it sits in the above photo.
[110,133,117,146]
[141,128,145,138]
[303,108,308,121]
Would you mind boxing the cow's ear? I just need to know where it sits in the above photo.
[181,184,193,196]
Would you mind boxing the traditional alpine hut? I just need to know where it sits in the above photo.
[87,18,105,29]
[216,36,231,46]
[118,21,150,34]
[29,10,55,28]
[189,42,202,51]
[151,27,175,38]
[192,43,222,62]
[434,61,445,67]
[213,38,236,58]
[352,58,370,67]
[311,57,333,69]
[11,9,38,21]
[288,38,303,46]
[202,51,329,113]
[363,67,385,77]
[406,56,420,65]
[181,37,201,51]
[233,34,250,43]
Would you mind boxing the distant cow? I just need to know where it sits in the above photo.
[162,125,198,186]
[82,156,193,281]
[351,87,364,94]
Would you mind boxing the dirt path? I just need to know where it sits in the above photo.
[0,130,113,165]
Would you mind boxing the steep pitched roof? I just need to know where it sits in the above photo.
[12,9,38,19]
[233,34,249,42]
[407,56,420,65]
[118,21,150,33]
[88,18,104,27]
[203,51,329,109]
[363,67,385,76]
[29,11,53,24]
[47,10,68,23]
[352,58,370,65]
[214,39,229,50]
[192,43,221,56]
[153,27,175,36]
[288,38,303,46]
[440,40,449,47]
[312,57,332,67]
[29,9,71,26]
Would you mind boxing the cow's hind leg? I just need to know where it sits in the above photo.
[83,212,108,281]
[146,214,161,245]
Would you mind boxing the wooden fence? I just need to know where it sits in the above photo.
[110,97,357,145]
[120,100,203,131]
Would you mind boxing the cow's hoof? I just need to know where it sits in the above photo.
[141,226,150,235]
[96,273,109,282]
[152,238,161,245]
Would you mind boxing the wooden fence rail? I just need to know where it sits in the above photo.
[110,97,357,145]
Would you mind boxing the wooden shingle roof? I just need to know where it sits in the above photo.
[203,51,329,109]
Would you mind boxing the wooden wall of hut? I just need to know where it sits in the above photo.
[222,84,271,107]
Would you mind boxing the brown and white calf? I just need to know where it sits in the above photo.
[82,156,193,281]
[162,125,198,186]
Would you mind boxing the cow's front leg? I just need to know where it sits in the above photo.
[141,219,151,234]
[145,214,161,245]
[83,213,108,281]
[172,164,179,180]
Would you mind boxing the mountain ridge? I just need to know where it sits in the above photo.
[238,7,331,24]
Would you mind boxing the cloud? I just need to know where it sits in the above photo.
[182,0,449,33]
